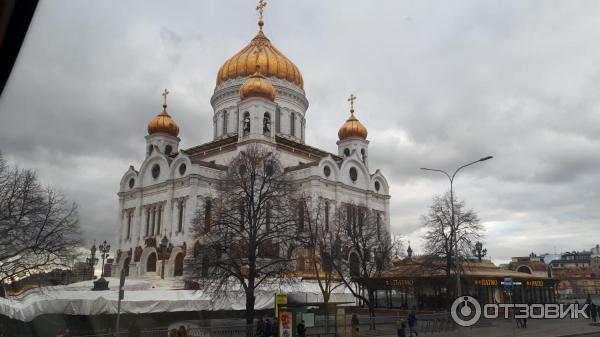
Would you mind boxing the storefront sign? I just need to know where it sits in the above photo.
[525,280,545,287]
[384,279,415,287]
[279,312,292,337]
[474,279,499,286]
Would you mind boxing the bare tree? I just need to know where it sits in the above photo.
[421,192,483,295]
[332,203,401,330]
[188,145,298,328]
[300,197,343,331]
[0,151,81,289]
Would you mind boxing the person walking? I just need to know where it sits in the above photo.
[256,318,265,337]
[264,318,272,337]
[297,320,306,337]
[591,303,598,323]
[407,311,418,336]
[271,318,278,337]
[396,318,407,337]
[128,320,141,337]
[351,314,359,337]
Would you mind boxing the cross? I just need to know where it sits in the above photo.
[348,94,357,112]
[162,88,170,107]
[256,0,267,20]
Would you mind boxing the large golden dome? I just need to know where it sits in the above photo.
[338,112,368,140]
[240,66,276,101]
[148,106,179,137]
[216,30,304,89]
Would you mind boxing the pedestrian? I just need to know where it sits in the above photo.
[264,318,272,337]
[177,325,189,337]
[128,320,141,337]
[407,311,418,336]
[396,319,406,337]
[585,295,593,320]
[351,313,359,337]
[256,318,265,337]
[271,318,278,337]
[591,303,598,323]
[297,320,306,337]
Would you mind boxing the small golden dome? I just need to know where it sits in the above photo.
[239,67,276,101]
[148,107,180,137]
[338,112,368,140]
[217,30,303,89]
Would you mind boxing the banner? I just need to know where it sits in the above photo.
[279,311,292,337]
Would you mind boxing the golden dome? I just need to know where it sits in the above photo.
[239,66,276,101]
[148,106,179,137]
[216,30,304,89]
[338,112,368,140]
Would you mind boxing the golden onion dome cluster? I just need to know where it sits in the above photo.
[239,67,276,101]
[338,112,368,140]
[147,107,179,137]
[216,30,303,89]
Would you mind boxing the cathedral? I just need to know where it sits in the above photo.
[113,4,390,281]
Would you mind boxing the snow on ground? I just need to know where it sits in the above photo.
[0,278,355,322]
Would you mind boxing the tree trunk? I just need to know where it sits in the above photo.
[368,289,376,330]
[246,292,256,337]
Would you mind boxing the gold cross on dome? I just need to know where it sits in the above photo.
[348,94,357,112]
[162,88,170,106]
[256,0,267,20]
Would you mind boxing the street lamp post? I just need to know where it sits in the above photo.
[159,236,171,279]
[98,241,111,278]
[421,155,493,298]
[86,241,99,280]
[472,241,487,262]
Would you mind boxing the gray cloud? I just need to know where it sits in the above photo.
[1,0,599,262]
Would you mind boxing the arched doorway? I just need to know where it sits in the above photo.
[147,252,157,273]
[517,266,532,274]
[349,253,360,277]
[174,253,184,276]
[123,257,130,277]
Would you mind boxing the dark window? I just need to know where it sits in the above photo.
[151,207,156,235]
[222,110,228,134]
[179,163,186,176]
[151,164,160,179]
[376,213,381,240]
[290,112,295,137]
[126,211,132,240]
[147,253,157,272]
[204,199,212,232]
[201,256,210,277]
[177,200,184,232]
[263,112,271,135]
[123,257,130,277]
[165,144,173,155]
[323,166,331,177]
[276,109,281,133]
[145,209,150,236]
[128,178,135,189]
[174,253,184,276]
[349,167,358,182]
[243,112,250,136]
[156,207,162,235]
[360,148,365,162]
[344,148,350,157]
[375,181,380,191]
[148,145,154,155]
[325,201,330,231]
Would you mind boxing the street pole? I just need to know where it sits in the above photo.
[421,156,493,299]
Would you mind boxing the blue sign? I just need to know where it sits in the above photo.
[503,276,513,290]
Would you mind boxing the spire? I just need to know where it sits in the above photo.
[407,241,413,259]
[256,0,267,31]
[348,93,357,113]
[161,88,170,113]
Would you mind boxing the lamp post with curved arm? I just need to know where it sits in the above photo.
[420,156,493,298]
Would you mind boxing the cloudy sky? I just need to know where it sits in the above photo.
[1,0,599,263]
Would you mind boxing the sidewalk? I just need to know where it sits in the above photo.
[375,319,600,337]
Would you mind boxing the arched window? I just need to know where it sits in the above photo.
[222,110,228,134]
[325,201,330,232]
[290,112,295,137]
[145,209,150,237]
[361,148,366,162]
[156,206,162,235]
[177,200,184,232]
[174,253,184,276]
[322,252,333,273]
[349,253,360,277]
[276,109,281,133]
[263,112,271,136]
[243,112,250,136]
[126,210,132,240]
[147,252,157,273]
[123,257,131,277]
[204,199,212,232]
[201,256,210,277]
